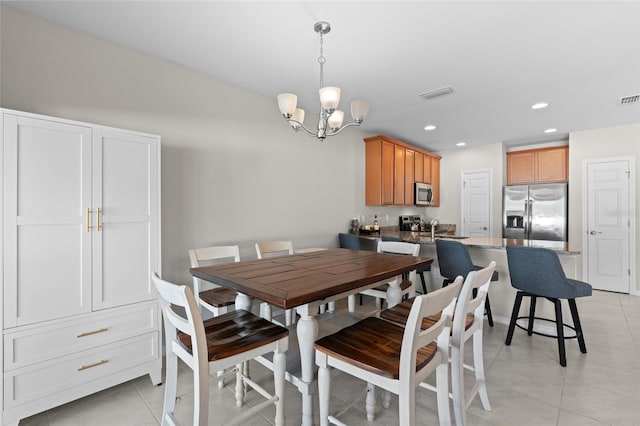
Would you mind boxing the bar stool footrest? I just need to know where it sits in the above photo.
[514,316,579,340]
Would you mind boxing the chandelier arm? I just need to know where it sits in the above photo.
[327,122,362,136]
[286,119,318,137]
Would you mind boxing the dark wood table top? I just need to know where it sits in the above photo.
[190,248,433,310]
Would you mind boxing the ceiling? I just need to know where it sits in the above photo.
[7,1,640,152]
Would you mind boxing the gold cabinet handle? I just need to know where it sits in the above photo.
[97,207,101,232]
[78,359,108,371]
[86,208,91,233]
[77,328,109,338]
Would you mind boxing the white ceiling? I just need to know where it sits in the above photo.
[8,1,640,152]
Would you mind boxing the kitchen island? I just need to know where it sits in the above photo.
[357,230,583,327]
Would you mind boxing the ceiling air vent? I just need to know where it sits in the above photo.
[619,94,639,105]
[419,86,454,100]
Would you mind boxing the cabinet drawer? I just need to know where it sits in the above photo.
[4,332,159,408]
[4,302,159,370]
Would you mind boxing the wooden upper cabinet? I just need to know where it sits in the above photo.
[394,145,405,205]
[404,149,415,206]
[365,139,395,205]
[537,146,568,182]
[430,157,440,207]
[423,156,432,184]
[507,146,568,184]
[414,152,424,183]
[507,150,536,184]
[364,134,441,207]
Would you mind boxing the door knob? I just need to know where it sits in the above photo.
[589,230,602,235]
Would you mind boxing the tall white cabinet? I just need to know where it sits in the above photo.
[1,109,162,425]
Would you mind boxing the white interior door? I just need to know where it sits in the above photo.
[583,158,634,293]
[461,169,492,237]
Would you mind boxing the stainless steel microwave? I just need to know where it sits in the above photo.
[414,182,433,206]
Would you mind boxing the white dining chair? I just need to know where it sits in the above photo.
[315,278,462,426]
[255,240,295,326]
[152,272,289,426]
[189,245,240,317]
[381,261,497,426]
[348,240,420,313]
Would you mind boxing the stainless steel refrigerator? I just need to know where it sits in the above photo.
[503,183,568,241]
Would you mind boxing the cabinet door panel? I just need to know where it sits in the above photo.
[394,145,405,205]
[404,149,415,205]
[381,141,395,205]
[537,147,568,182]
[423,157,432,184]
[92,129,159,309]
[507,151,536,184]
[414,152,424,183]
[3,115,92,327]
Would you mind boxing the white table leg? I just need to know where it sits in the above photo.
[235,293,252,311]
[297,305,318,426]
[386,275,403,308]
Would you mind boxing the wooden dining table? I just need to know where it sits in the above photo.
[191,248,433,426]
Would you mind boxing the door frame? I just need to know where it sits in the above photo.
[460,168,493,237]
[581,156,636,294]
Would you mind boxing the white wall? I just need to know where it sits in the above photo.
[0,6,373,285]
[569,123,640,291]
[430,142,506,236]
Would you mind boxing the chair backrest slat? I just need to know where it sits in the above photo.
[152,272,208,365]
[255,240,294,259]
[189,245,240,295]
[400,277,462,384]
[452,262,496,344]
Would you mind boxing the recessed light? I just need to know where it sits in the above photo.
[544,128,557,133]
[424,124,436,131]
[531,102,549,110]
[456,142,466,147]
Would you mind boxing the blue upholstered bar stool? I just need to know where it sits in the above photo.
[505,246,592,367]
[436,239,497,326]
[338,232,360,250]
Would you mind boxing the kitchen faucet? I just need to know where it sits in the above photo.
[430,219,439,242]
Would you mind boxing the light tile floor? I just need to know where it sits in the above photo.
[20,290,640,425]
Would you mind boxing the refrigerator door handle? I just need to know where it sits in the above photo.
[523,199,529,238]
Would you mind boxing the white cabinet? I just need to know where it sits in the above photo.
[1,109,161,425]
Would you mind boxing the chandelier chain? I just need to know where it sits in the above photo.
[318,32,325,90]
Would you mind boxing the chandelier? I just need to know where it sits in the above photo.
[277,21,370,140]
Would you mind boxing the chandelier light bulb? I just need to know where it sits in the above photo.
[319,87,341,113]
[290,108,305,130]
[351,99,370,123]
[277,93,297,118]
[328,110,344,130]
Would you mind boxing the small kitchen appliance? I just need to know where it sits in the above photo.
[399,215,421,231]
[414,182,433,206]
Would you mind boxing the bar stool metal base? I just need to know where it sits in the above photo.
[505,291,587,367]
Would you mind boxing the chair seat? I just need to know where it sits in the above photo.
[199,287,237,308]
[314,316,436,380]
[380,298,474,331]
[179,309,289,361]
[566,279,593,298]
[372,279,413,293]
